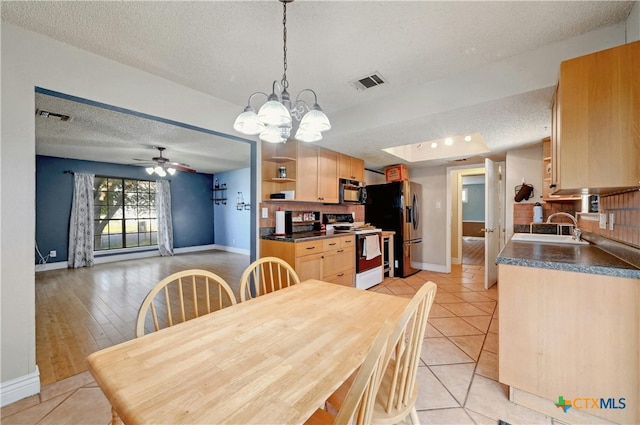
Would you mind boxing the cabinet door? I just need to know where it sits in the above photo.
[557,41,640,192]
[350,157,365,182]
[322,246,355,279]
[295,252,322,281]
[296,143,319,202]
[318,149,339,203]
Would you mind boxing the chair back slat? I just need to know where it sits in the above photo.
[135,269,237,337]
[384,281,437,414]
[239,257,301,302]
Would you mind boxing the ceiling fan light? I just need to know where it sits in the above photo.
[154,166,164,175]
[233,108,264,135]
[295,128,322,143]
[167,168,176,175]
[145,167,155,175]
[299,106,331,133]
[258,100,292,127]
[260,125,286,143]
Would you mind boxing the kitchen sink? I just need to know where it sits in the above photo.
[511,233,589,245]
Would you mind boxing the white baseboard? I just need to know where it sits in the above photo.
[0,366,40,407]
[451,256,461,265]
[412,262,449,273]
[35,245,248,273]
[210,244,250,256]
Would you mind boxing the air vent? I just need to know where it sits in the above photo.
[350,72,387,91]
[454,158,468,162]
[36,109,72,122]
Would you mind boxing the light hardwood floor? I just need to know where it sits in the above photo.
[35,250,250,386]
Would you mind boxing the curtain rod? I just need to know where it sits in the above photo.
[63,170,170,182]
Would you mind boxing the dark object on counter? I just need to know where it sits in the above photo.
[514,184,534,202]
[365,181,422,278]
[270,193,286,199]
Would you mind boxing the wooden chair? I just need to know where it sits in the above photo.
[106,270,238,424]
[239,256,300,302]
[327,281,437,425]
[135,269,237,337]
[304,320,393,425]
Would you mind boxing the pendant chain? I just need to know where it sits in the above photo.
[281,1,289,90]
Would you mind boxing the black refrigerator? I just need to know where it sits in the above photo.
[365,181,422,278]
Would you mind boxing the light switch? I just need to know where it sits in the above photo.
[435,201,441,209]
[261,207,269,219]
[599,213,607,229]
[609,213,615,230]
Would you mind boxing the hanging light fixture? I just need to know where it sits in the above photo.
[145,166,175,177]
[233,0,331,143]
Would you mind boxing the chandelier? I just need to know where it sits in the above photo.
[233,0,331,144]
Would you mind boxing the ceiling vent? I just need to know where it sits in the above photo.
[350,72,387,91]
[36,109,72,122]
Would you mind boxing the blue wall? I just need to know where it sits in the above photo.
[213,168,251,251]
[36,155,214,264]
[462,183,485,221]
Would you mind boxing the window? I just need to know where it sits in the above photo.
[461,187,469,203]
[94,177,157,251]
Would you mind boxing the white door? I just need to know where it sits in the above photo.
[484,158,500,289]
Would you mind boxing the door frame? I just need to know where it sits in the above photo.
[446,163,506,276]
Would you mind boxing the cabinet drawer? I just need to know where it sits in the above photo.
[295,240,323,257]
[322,235,355,250]
[325,271,354,287]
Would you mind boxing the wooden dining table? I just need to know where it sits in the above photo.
[86,279,409,424]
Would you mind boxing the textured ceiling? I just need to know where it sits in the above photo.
[2,1,635,173]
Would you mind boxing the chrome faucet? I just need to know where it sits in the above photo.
[546,212,581,240]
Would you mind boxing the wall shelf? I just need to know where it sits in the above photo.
[212,183,227,205]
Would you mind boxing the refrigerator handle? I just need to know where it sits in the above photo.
[405,206,413,223]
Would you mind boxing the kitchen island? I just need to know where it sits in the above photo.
[497,239,639,424]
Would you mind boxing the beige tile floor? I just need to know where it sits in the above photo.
[2,265,560,424]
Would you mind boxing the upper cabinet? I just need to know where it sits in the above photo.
[552,41,639,195]
[542,137,580,202]
[261,140,348,204]
[338,154,365,182]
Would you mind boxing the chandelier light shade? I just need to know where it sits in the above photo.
[233,0,331,143]
[145,166,175,177]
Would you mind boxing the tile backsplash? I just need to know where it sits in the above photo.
[578,189,640,248]
[259,201,364,229]
[513,190,640,249]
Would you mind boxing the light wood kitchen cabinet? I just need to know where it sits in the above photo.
[541,137,580,201]
[259,235,355,286]
[261,141,297,201]
[552,40,640,194]
[295,144,339,203]
[321,236,355,286]
[499,263,639,424]
[339,154,365,182]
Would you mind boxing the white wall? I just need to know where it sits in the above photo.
[0,23,246,404]
[627,1,640,42]
[505,145,544,241]
[410,165,449,271]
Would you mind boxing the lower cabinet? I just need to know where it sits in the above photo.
[498,264,639,424]
[260,235,355,286]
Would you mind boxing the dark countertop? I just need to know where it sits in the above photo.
[261,231,355,243]
[497,240,640,279]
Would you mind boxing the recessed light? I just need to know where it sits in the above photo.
[464,135,472,142]
[444,138,453,146]
[431,142,438,149]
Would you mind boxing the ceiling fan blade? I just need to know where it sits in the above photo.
[167,162,196,173]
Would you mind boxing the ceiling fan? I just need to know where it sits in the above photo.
[133,147,196,176]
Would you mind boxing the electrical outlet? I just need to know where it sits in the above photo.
[609,213,615,230]
[599,213,607,229]
[49,250,57,258]
[261,207,269,219]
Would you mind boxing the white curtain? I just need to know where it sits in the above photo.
[68,173,95,268]
[156,180,174,256]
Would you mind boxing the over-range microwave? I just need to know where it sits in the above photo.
[339,178,367,204]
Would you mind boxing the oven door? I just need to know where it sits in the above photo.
[356,234,383,273]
